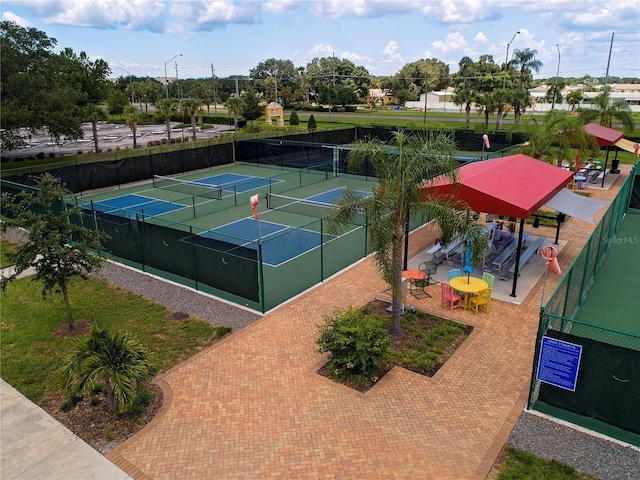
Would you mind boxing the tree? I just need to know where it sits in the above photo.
[106,89,129,116]
[578,93,634,134]
[83,103,108,153]
[391,59,450,95]
[474,92,495,129]
[64,327,155,413]
[307,114,317,132]
[326,131,488,336]
[566,90,583,111]
[141,79,161,114]
[191,81,213,114]
[242,86,264,123]
[250,58,298,101]
[545,78,566,106]
[124,105,142,148]
[289,110,300,126]
[225,96,244,131]
[155,98,178,142]
[0,174,108,330]
[451,88,474,128]
[510,48,543,89]
[180,98,201,140]
[492,90,510,130]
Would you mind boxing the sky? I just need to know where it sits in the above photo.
[2,0,639,83]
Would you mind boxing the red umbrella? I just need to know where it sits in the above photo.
[574,151,581,173]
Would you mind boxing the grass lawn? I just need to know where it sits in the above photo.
[490,446,598,479]
[0,275,231,404]
[0,238,18,268]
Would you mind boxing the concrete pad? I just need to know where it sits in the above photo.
[0,379,131,480]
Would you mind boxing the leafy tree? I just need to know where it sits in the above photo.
[578,93,634,134]
[510,48,543,89]
[451,88,474,128]
[0,174,108,330]
[191,81,213,114]
[319,84,358,108]
[83,103,108,153]
[326,131,488,336]
[305,57,371,100]
[225,96,245,131]
[250,58,298,101]
[474,92,496,129]
[124,105,142,148]
[242,86,264,123]
[566,90,584,111]
[180,98,202,140]
[307,114,317,132]
[289,110,300,126]
[492,89,510,130]
[391,59,450,95]
[64,327,155,413]
[106,89,129,116]
[54,47,111,103]
[155,98,178,142]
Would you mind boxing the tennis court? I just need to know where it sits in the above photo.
[69,161,380,311]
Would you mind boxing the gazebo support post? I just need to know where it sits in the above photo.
[510,218,526,297]
[601,147,610,188]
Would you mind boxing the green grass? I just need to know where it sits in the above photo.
[496,446,598,479]
[0,275,231,403]
[1,239,18,268]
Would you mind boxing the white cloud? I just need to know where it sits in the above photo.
[431,32,467,53]
[193,0,261,28]
[474,32,489,44]
[1,11,32,27]
[383,41,403,61]
[263,0,304,15]
[307,43,335,57]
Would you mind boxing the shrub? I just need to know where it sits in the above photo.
[316,306,390,381]
[48,152,56,158]
[289,110,300,126]
[307,114,317,132]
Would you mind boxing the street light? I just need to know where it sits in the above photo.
[164,54,182,98]
[551,44,561,110]
[117,67,134,103]
[502,31,520,90]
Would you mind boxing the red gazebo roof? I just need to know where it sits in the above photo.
[423,154,573,219]
[584,123,624,147]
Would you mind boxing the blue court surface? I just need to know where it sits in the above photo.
[186,218,332,266]
[305,188,371,205]
[85,194,185,219]
[196,173,283,193]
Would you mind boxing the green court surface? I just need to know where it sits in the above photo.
[573,213,640,337]
[68,162,381,312]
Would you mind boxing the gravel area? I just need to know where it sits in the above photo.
[508,411,640,480]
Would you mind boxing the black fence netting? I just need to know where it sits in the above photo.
[539,329,640,436]
[2,143,234,193]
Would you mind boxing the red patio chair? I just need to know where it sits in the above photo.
[441,283,463,311]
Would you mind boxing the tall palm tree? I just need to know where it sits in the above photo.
[327,130,489,336]
[492,89,510,129]
[83,103,107,153]
[451,88,474,128]
[128,81,144,113]
[474,92,495,129]
[578,93,634,134]
[181,98,201,141]
[509,89,532,124]
[566,90,583,111]
[510,48,543,89]
[141,79,160,114]
[225,96,245,131]
[64,327,155,413]
[124,105,141,149]
[155,98,178,142]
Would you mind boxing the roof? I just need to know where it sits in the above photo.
[615,138,640,157]
[584,123,624,146]
[422,154,573,219]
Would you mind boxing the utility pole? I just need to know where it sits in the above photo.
[551,45,560,110]
[175,62,181,101]
[211,63,218,113]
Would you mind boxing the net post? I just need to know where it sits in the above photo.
[192,196,196,218]
[320,218,324,281]
[136,213,146,272]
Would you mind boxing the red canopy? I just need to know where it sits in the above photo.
[423,154,573,219]
[584,123,624,147]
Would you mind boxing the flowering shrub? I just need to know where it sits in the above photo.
[316,306,390,381]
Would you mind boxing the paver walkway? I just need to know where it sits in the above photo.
[106,169,627,479]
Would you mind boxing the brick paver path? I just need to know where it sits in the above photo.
[107,168,627,479]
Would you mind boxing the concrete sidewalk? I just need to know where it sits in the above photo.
[0,379,131,480]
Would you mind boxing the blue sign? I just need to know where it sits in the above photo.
[537,336,583,392]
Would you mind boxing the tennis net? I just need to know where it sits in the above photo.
[153,175,222,200]
[266,193,366,224]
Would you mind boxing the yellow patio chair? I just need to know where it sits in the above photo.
[469,288,492,315]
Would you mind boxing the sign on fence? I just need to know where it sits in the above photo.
[537,336,583,392]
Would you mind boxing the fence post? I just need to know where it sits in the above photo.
[190,226,198,290]
[258,241,265,313]
[320,219,324,281]
[136,213,146,272]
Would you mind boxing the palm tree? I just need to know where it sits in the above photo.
[141,79,160,114]
[509,89,532,124]
[578,93,634,134]
[155,98,178,142]
[128,81,144,113]
[451,88,474,128]
[492,90,510,129]
[225,96,244,131]
[510,48,543,89]
[474,92,495,129]
[124,105,142,148]
[566,90,583,111]
[181,98,201,141]
[83,103,107,153]
[545,78,566,107]
[327,130,489,336]
[64,327,155,413]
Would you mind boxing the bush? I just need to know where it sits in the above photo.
[316,306,390,381]
[289,110,300,126]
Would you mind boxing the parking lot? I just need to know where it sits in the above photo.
[2,121,233,160]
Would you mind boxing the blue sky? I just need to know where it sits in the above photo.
[2,0,639,82]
